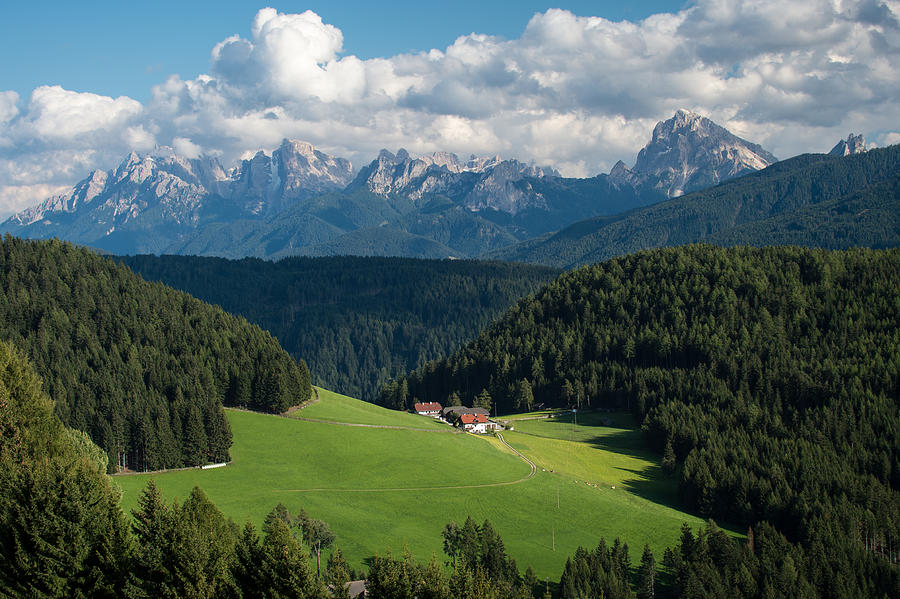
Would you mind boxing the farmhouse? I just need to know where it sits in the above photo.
[453,412,501,434]
[414,401,442,417]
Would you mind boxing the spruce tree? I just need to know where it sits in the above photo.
[637,544,656,599]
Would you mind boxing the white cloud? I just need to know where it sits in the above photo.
[0,91,18,125]
[2,1,900,218]
[172,137,203,159]
[0,183,72,217]
[881,131,900,145]
[24,86,142,141]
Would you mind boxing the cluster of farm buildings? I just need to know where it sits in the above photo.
[413,402,502,433]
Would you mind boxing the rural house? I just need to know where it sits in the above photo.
[458,413,500,434]
[414,401,442,417]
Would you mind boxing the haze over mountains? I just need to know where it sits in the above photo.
[2,110,792,259]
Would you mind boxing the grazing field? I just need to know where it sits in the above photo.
[114,393,709,578]
[502,411,680,507]
[296,387,450,430]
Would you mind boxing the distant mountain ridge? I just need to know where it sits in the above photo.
[2,111,780,258]
[492,144,900,268]
[347,148,561,214]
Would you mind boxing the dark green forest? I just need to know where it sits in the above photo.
[493,145,900,268]
[0,236,311,472]
[118,254,559,402]
[387,245,900,597]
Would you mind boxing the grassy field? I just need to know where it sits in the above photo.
[502,411,680,508]
[296,387,450,430]
[114,394,709,579]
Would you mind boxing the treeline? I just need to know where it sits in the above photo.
[118,254,558,402]
[0,340,324,597]
[0,236,311,472]
[387,245,900,597]
[494,144,900,268]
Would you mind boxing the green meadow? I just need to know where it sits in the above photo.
[296,387,450,430]
[503,411,679,506]
[114,390,708,578]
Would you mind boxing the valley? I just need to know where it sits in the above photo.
[114,388,710,579]
[3,3,900,596]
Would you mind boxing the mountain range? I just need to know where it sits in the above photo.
[492,141,898,268]
[2,110,787,259]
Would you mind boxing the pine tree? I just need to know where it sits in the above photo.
[662,436,676,475]
[232,521,266,599]
[131,480,175,595]
[637,544,656,599]
[325,548,351,599]
[261,510,319,598]
[516,379,534,412]
[474,389,492,411]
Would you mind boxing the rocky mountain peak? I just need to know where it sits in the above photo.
[829,133,867,156]
[280,138,315,157]
[421,151,465,172]
[617,110,778,198]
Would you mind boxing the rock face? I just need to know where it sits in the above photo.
[1,140,354,253]
[612,109,778,197]
[228,139,354,215]
[348,149,560,214]
[829,134,867,156]
[7,153,213,235]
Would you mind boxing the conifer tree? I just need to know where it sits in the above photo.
[637,544,656,599]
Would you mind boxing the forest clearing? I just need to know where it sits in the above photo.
[115,388,710,578]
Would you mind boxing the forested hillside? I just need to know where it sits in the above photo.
[492,145,900,268]
[0,237,311,472]
[0,340,132,594]
[118,255,559,402]
[387,245,900,597]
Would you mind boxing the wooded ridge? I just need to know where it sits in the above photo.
[0,236,312,472]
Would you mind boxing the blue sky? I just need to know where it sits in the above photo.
[1,1,686,102]
[0,1,898,217]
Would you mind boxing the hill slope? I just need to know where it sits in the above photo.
[114,388,709,579]
[0,237,311,471]
[493,146,900,268]
[387,244,900,596]
[118,255,559,402]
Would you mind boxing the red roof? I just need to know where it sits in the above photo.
[460,413,488,424]
[414,402,442,412]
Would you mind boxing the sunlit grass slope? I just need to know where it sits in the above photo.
[297,387,449,429]
[115,393,707,578]
[503,412,679,506]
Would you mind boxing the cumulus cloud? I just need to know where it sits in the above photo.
[23,86,143,141]
[2,1,900,217]
[0,91,18,126]
[172,137,203,159]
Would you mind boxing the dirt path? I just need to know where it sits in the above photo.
[497,432,537,478]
